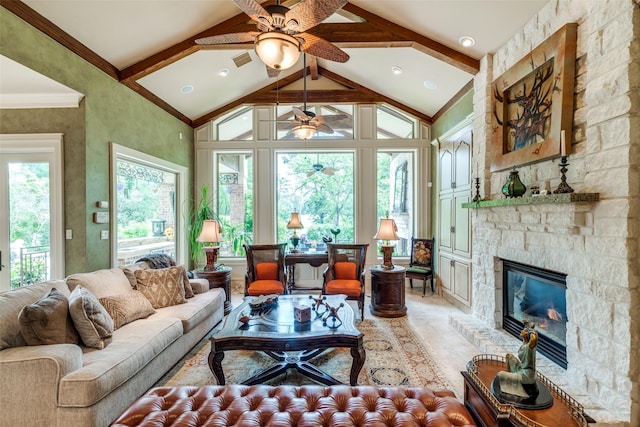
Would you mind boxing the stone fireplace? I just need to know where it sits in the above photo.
[500,259,567,369]
[463,1,638,424]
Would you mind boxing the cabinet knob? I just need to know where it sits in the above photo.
[450,226,456,233]
[450,260,455,267]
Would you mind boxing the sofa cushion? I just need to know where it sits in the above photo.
[67,268,132,299]
[99,291,156,329]
[0,280,70,350]
[69,285,114,349]
[149,288,225,334]
[18,287,80,346]
[134,266,187,309]
[58,317,183,407]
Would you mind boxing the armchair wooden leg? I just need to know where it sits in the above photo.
[409,279,413,289]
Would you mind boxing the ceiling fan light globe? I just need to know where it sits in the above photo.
[293,124,316,140]
[255,32,300,70]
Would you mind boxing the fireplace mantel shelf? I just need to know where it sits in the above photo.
[462,192,599,209]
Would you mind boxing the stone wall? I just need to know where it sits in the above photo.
[471,0,638,424]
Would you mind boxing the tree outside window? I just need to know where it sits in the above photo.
[276,152,354,250]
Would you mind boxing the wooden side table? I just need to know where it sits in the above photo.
[196,266,232,315]
[369,265,406,317]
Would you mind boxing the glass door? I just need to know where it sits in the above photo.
[0,134,64,291]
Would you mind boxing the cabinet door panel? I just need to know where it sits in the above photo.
[453,260,471,304]
[454,194,471,255]
[454,140,471,191]
[439,150,453,193]
[439,196,452,251]
[438,254,453,292]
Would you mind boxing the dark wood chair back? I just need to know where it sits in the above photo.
[406,237,435,295]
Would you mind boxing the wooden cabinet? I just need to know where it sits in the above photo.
[437,122,472,306]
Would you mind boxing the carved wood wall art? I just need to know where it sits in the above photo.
[490,23,577,172]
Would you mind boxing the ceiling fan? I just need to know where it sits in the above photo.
[195,0,350,74]
[307,155,337,177]
[276,53,349,139]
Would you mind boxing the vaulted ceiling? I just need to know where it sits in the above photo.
[1,0,548,127]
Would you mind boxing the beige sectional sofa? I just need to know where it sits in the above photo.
[0,265,225,427]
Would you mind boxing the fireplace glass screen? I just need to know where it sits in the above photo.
[503,260,567,368]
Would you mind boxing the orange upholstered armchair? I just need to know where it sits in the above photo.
[244,243,288,296]
[322,243,369,320]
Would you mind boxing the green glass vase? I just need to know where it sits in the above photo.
[502,168,527,198]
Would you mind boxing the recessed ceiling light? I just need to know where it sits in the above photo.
[180,85,194,94]
[423,81,437,90]
[459,36,475,48]
[218,68,229,77]
[391,65,403,75]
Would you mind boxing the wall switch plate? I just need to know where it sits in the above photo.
[66,229,72,239]
[93,212,109,223]
[100,230,109,240]
[96,201,109,208]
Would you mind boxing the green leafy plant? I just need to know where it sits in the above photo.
[187,185,215,267]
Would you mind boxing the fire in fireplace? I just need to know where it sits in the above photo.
[502,260,567,368]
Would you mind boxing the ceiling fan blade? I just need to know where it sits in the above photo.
[316,123,335,134]
[306,170,316,177]
[292,107,311,121]
[321,114,349,123]
[322,167,336,176]
[299,33,349,63]
[196,32,257,45]
[286,0,348,33]
[232,0,271,24]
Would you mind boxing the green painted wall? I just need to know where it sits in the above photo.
[0,8,194,274]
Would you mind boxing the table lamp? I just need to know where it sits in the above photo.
[197,219,223,270]
[287,212,303,252]
[374,215,400,270]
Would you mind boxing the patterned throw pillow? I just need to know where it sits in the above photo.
[99,291,155,329]
[134,266,187,309]
[18,288,80,346]
[68,285,114,349]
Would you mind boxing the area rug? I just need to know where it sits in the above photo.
[159,316,453,391]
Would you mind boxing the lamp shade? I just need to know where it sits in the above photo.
[293,124,316,140]
[373,218,399,241]
[286,212,303,229]
[197,220,223,243]
[254,31,300,70]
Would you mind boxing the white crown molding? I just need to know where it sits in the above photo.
[0,92,84,109]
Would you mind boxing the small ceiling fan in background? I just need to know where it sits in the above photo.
[306,154,337,177]
[276,53,350,139]
[195,0,349,76]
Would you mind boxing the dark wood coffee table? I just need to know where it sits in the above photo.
[208,294,365,386]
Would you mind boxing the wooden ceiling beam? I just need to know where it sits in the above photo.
[192,66,432,127]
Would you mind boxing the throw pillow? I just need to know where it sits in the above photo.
[134,266,187,309]
[99,291,155,329]
[66,268,132,299]
[334,262,357,280]
[255,262,279,280]
[68,286,114,349]
[18,288,80,346]
[179,265,195,298]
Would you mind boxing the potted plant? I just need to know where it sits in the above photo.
[187,185,215,269]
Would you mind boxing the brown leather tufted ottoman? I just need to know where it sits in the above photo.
[111,384,476,426]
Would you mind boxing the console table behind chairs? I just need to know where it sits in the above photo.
[285,252,328,292]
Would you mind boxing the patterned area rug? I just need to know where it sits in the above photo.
[160,316,452,391]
